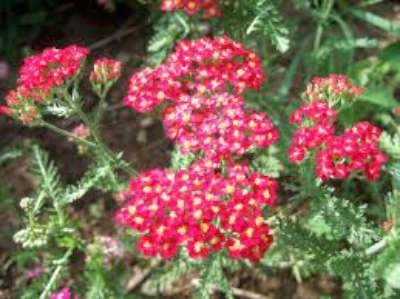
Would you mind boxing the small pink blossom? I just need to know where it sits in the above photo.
[50,287,78,299]
[71,124,90,139]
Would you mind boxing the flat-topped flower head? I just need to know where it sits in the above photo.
[315,121,387,181]
[18,45,89,100]
[90,58,121,84]
[161,0,221,18]
[302,74,363,105]
[2,45,89,123]
[115,160,276,263]
[288,100,336,163]
[2,86,41,124]
[162,93,278,159]
[124,37,274,162]
[124,36,265,113]
[289,91,387,180]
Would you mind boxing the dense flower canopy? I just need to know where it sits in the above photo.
[1,45,89,123]
[115,160,276,263]
[161,0,221,18]
[124,36,276,160]
[289,78,387,181]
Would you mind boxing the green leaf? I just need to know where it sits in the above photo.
[31,145,62,203]
[350,8,400,36]
[358,86,399,108]
[61,164,109,204]
[379,42,400,70]
[246,0,290,53]
[0,146,23,165]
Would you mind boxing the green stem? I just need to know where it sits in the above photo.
[39,249,73,299]
[41,121,96,148]
[63,88,137,177]
[313,0,334,51]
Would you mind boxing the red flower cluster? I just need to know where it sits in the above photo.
[17,45,89,100]
[90,58,121,84]
[1,45,89,123]
[124,36,264,112]
[162,93,278,160]
[161,0,220,18]
[302,74,363,102]
[316,122,387,180]
[120,37,277,262]
[288,100,336,163]
[289,100,387,181]
[115,160,276,263]
[124,37,276,159]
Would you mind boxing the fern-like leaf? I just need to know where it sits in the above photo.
[61,164,109,205]
[246,0,290,53]
[31,145,62,203]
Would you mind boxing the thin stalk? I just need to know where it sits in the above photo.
[313,0,334,51]
[39,249,73,299]
[41,121,96,148]
[63,88,137,177]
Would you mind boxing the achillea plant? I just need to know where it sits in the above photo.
[1,45,89,123]
[161,0,221,17]
[288,76,387,181]
[2,4,400,297]
[115,160,276,262]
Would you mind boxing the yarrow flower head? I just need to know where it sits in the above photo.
[162,93,279,160]
[288,100,337,163]
[124,36,265,112]
[1,86,41,123]
[124,36,276,161]
[161,0,221,18]
[315,122,387,181]
[17,45,89,100]
[90,58,121,85]
[302,74,363,105]
[1,45,89,123]
[115,160,276,263]
[288,96,387,181]
[50,287,79,299]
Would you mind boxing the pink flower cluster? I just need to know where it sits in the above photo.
[161,0,220,18]
[316,122,387,180]
[302,74,363,102]
[50,287,79,299]
[124,36,264,112]
[90,58,121,84]
[289,98,387,181]
[1,45,89,123]
[288,100,336,162]
[124,36,276,160]
[115,160,276,263]
[162,93,278,160]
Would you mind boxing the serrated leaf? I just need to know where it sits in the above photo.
[31,145,62,203]
[0,146,23,165]
[246,0,290,53]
